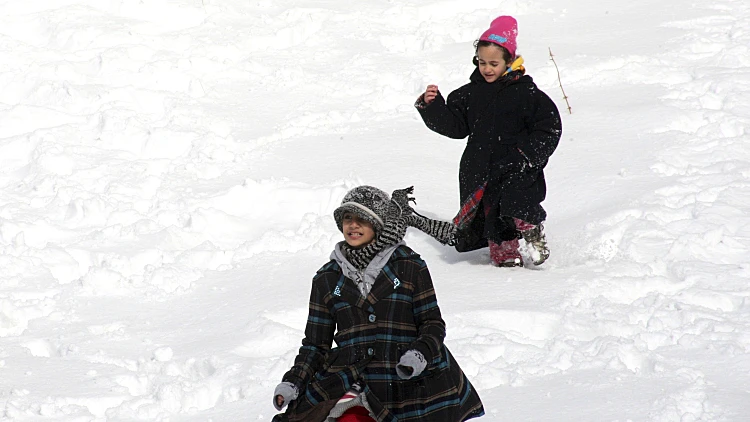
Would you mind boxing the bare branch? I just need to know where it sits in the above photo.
[549,48,572,114]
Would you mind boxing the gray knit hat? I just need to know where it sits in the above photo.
[333,186,401,232]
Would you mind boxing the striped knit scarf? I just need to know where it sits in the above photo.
[342,187,457,270]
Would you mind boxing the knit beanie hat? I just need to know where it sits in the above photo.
[479,15,518,57]
[333,186,401,233]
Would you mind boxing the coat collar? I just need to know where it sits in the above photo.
[469,63,530,86]
[330,241,406,310]
[362,261,405,308]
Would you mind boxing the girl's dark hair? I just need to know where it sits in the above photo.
[473,40,512,62]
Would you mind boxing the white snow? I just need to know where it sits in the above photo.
[1,0,750,420]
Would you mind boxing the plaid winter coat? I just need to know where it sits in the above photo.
[417,68,562,251]
[276,245,484,422]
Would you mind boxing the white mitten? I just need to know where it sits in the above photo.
[396,349,427,380]
[273,381,299,410]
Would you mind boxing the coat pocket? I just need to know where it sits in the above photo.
[320,347,343,372]
[390,366,450,418]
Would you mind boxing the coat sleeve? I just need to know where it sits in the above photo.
[408,264,447,367]
[518,86,562,168]
[281,278,335,391]
[416,88,470,139]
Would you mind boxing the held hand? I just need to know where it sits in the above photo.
[422,84,439,105]
[273,382,299,411]
[396,349,427,380]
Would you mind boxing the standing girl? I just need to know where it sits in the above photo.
[272,186,484,422]
[415,15,562,267]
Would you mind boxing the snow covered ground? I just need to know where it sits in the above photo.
[1,0,749,420]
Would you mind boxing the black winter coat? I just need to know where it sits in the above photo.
[417,68,562,250]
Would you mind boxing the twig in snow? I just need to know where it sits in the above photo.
[548,47,572,114]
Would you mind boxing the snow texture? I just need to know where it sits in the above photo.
[1,0,750,421]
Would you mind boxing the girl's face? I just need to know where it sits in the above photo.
[342,212,376,248]
[476,45,511,83]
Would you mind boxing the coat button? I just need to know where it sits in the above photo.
[367,348,374,356]
[368,314,376,323]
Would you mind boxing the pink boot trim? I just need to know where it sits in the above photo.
[489,239,522,265]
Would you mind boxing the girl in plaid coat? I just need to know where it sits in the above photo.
[272,186,484,422]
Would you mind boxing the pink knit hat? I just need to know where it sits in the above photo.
[479,16,518,57]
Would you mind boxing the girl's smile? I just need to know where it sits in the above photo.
[342,213,375,248]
